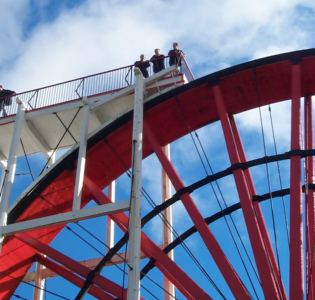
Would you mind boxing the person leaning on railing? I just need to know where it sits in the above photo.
[0,85,16,117]
[134,54,150,78]
[168,42,185,68]
[150,48,165,73]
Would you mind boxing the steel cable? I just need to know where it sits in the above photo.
[173,95,259,298]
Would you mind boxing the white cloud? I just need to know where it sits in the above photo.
[3,0,171,90]
[0,0,30,68]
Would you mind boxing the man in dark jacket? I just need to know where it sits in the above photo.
[0,85,16,117]
[150,49,165,73]
[168,42,184,67]
[134,54,150,78]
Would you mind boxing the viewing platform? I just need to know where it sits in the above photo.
[0,58,193,166]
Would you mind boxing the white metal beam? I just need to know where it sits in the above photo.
[3,201,129,236]
[73,99,90,210]
[127,67,144,300]
[25,99,83,120]
[0,99,26,245]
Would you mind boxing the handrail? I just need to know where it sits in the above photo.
[17,64,135,96]
[0,55,194,118]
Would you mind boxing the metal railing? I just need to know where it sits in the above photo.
[0,56,194,118]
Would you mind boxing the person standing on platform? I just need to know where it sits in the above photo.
[134,54,150,78]
[0,85,16,117]
[168,42,184,68]
[150,48,165,73]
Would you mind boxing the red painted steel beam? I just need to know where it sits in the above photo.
[36,254,115,300]
[15,234,127,299]
[143,122,251,299]
[230,116,287,299]
[289,63,304,300]
[305,95,315,300]
[84,176,212,300]
[213,85,281,300]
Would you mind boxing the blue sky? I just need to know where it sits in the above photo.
[1,0,315,299]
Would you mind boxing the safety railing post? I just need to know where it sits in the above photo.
[81,78,85,97]
[34,90,39,110]
[72,97,90,211]
[0,98,25,247]
[75,79,85,98]
[127,67,144,300]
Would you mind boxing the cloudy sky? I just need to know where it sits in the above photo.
[3,0,315,299]
[2,0,315,92]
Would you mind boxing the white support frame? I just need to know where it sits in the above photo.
[0,99,25,245]
[127,68,144,300]
[3,201,129,236]
[73,98,90,211]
